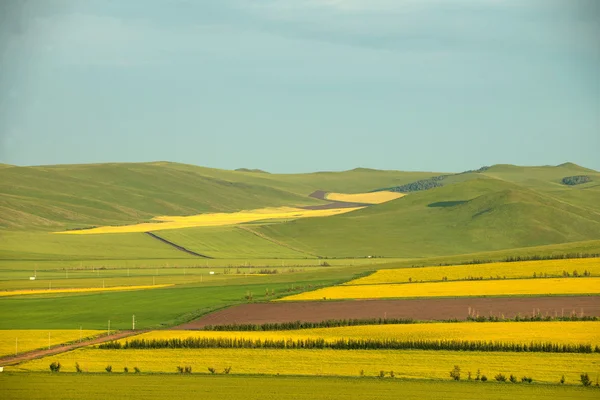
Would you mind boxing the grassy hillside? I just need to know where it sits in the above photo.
[257,177,600,258]
[154,226,314,259]
[0,162,439,230]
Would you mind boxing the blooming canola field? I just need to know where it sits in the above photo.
[12,347,599,384]
[325,191,404,204]
[280,278,600,301]
[56,207,362,235]
[347,258,600,285]
[123,321,600,347]
[0,330,102,357]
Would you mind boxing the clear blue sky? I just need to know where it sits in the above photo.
[0,0,598,173]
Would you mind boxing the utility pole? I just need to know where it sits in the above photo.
[132,315,136,330]
[48,332,51,349]
[80,326,82,342]
[153,276,155,286]
[108,320,110,336]
[15,337,17,356]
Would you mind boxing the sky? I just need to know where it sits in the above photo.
[0,0,598,173]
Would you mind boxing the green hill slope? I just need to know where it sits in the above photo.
[0,162,440,230]
[256,177,600,258]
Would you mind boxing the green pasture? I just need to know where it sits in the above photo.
[1,374,598,400]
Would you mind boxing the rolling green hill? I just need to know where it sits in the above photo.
[1,161,598,261]
[256,176,600,258]
[0,162,439,230]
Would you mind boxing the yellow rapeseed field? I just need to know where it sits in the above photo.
[126,321,600,347]
[57,206,362,234]
[325,191,404,204]
[0,284,173,297]
[347,258,600,285]
[0,330,102,357]
[280,277,600,301]
[12,348,599,384]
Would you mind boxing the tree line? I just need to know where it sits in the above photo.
[99,337,599,353]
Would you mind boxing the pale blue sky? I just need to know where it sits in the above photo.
[0,0,598,172]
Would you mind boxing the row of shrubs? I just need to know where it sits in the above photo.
[202,314,599,332]
[50,362,141,373]
[49,361,599,387]
[429,252,600,268]
[98,337,600,353]
[452,366,599,387]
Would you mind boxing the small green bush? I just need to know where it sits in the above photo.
[223,366,231,375]
[495,373,507,382]
[105,365,112,373]
[521,376,533,383]
[123,367,129,373]
[480,375,488,382]
[208,367,216,374]
[49,362,61,373]
[75,363,82,373]
[134,367,140,373]
[450,365,461,381]
[509,374,517,383]
[560,375,565,384]
[580,373,591,387]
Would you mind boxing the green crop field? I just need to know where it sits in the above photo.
[2,374,597,400]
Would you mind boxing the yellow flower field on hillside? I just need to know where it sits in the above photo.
[0,330,102,357]
[0,284,173,297]
[12,347,599,384]
[57,206,362,234]
[124,321,600,346]
[347,258,600,285]
[325,191,404,204]
[280,277,600,301]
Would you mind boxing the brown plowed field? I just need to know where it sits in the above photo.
[175,296,600,329]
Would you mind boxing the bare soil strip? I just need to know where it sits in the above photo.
[175,296,600,329]
[0,330,146,366]
[145,232,212,258]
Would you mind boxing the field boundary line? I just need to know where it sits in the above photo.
[145,232,212,258]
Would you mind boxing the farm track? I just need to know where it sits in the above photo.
[145,232,212,258]
[174,296,600,329]
[0,330,146,366]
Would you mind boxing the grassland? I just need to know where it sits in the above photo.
[325,191,404,204]
[153,226,313,258]
[3,374,598,400]
[0,266,369,329]
[0,162,437,230]
[11,347,600,384]
[347,258,600,285]
[121,321,600,347]
[257,177,600,258]
[0,330,102,357]
[280,277,600,301]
